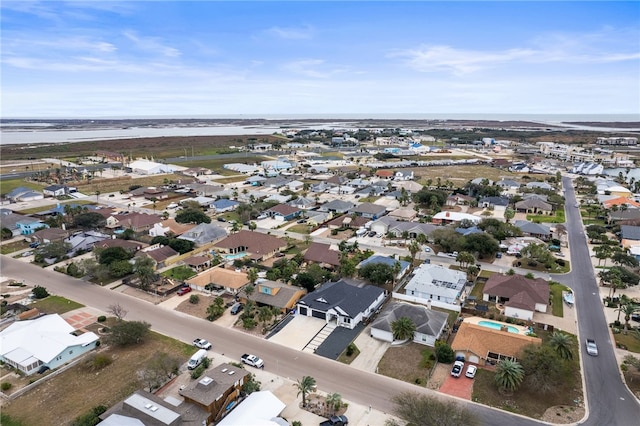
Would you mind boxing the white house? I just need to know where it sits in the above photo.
[370,302,448,346]
[129,159,176,175]
[0,314,99,375]
[404,264,467,306]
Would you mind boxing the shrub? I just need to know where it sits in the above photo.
[191,363,207,379]
[85,354,112,372]
[1,382,12,391]
[346,343,356,357]
[189,294,200,304]
[242,317,257,329]
[97,316,107,322]
[32,285,49,299]
[434,341,455,363]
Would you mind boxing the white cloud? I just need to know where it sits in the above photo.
[266,25,314,40]
[282,59,351,79]
[122,30,181,57]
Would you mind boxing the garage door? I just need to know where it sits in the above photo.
[468,355,480,364]
[298,306,307,316]
[311,310,326,320]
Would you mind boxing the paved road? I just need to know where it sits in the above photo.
[561,176,640,425]
[1,255,541,426]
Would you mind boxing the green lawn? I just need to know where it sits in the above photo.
[549,282,570,317]
[469,282,486,300]
[0,178,43,196]
[32,296,84,314]
[526,210,566,223]
[1,239,29,254]
[211,176,248,184]
[161,265,196,281]
[286,224,312,234]
[613,331,640,353]
[178,156,268,175]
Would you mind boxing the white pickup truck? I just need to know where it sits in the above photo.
[241,353,264,368]
[193,338,212,350]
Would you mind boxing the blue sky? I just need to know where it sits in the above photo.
[1,1,639,118]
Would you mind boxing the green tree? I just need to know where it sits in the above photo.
[168,238,195,254]
[407,240,421,268]
[390,392,480,426]
[549,331,574,360]
[325,392,343,415]
[133,256,156,290]
[32,285,49,299]
[247,268,259,285]
[391,317,416,341]
[175,208,211,224]
[494,359,524,393]
[107,320,151,346]
[258,306,273,328]
[73,212,106,229]
[99,247,132,265]
[1,227,13,240]
[434,341,455,363]
[109,259,134,278]
[519,344,567,394]
[206,297,225,321]
[358,262,395,286]
[504,207,515,223]
[294,376,316,408]
[36,240,71,262]
[456,251,475,268]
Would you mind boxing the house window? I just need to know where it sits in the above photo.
[343,318,351,324]
[260,286,272,295]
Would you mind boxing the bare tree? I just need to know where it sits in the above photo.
[107,303,128,321]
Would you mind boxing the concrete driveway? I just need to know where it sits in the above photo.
[268,315,325,350]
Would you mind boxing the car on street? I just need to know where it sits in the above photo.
[586,338,599,356]
[451,360,464,377]
[241,353,264,368]
[193,338,212,350]
[465,364,477,378]
[177,286,192,296]
[319,415,349,426]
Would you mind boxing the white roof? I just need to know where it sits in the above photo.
[99,414,145,426]
[129,159,173,172]
[0,314,99,365]
[217,391,286,426]
[405,264,467,299]
[432,211,481,223]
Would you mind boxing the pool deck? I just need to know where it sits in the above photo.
[464,316,530,334]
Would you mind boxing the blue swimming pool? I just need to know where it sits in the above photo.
[477,320,520,334]
[223,252,246,260]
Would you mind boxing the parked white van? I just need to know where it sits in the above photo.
[187,349,207,370]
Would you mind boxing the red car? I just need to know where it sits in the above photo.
[177,286,192,296]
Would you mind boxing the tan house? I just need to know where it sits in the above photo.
[186,267,249,295]
[148,218,196,237]
[180,363,250,424]
[451,322,541,365]
[106,212,162,233]
[514,198,553,215]
[303,242,341,269]
[238,280,307,313]
[139,245,179,268]
[213,230,287,261]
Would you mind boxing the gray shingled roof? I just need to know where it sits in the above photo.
[298,279,384,318]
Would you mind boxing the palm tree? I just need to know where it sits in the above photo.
[407,240,420,267]
[325,392,343,415]
[494,359,524,393]
[258,306,273,328]
[391,317,416,341]
[246,268,258,285]
[549,331,573,360]
[294,376,316,408]
[622,302,638,330]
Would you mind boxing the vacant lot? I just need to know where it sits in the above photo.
[413,165,518,188]
[377,342,435,387]
[1,329,193,426]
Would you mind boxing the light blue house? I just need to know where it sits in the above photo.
[0,314,99,376]
[16,219,48,235]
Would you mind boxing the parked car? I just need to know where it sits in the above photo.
[177,286,192,296]
[29,241,40,248]
[368,231,376,237]
[495,252,503,259]
[631,313,640,322]
[319,415,349,426]
[230,302,244,315]
[217,217,227,222]
[451,360,464,377]
[465,364,477,378]
[193,338,212,350]
[424,246,431,252]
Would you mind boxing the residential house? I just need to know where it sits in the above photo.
[375,170,394,179]
[325,214,369,230]
[446,194,475,207]
[388,207,418,221]
[65,231,108,255]
[149,219,196,238]
[217,391,286,426]
[318,200,355,214]
[602,196,640,211]
[526,181,554,191]
[620,225,640,248]
[264,176,291,189]
[180,363,250,424]
[451,322,541,365]
[394,170,414,181]
[370,217,436,238]
[0,211,26,237]
[404,264,467,306]
[288,196,316,210]
[371,302,448,346]
[7,187,44,203]
[182,255,212,272]
[30,227,70,244]
[186,267,248,295]
[99,390,207,426]
[94,238,146,253]
[431,211,481,225]
[238,280,307,313]
[514,198,553,215]
[394,180,424,193]
[306,211,332,226]
[0,314,99,375]
[303,242,341,269]
[266,204,303,221]
[509,163,530,173]
[181,166,212,177]
[213,230,287,261]
[246,176,267,186]
[357,255,410,281]
[106,212,163,233]
[496,178,521,195]
[455,226,483,236]
[177,223,228,246]
[286,180,305,192]
[296,279,386,329]
[608,209,640,224]
[483,273,550,320]
[15,218,48,235]
[478,196,510,209]
[349,202,387,220]
[514,220,552,240]
[128,159,176,175]
[42,184,68,197]
[210,199,239,213]
[140,245,180,268]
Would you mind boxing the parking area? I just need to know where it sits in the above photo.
[438,365,476,400]
[267,315,326,350]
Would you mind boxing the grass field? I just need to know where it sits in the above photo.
[1,327,194,426]
[527,210,566,223]
[161,265,197,281]
[377,342,434,386]
[73,174,184,195]
[614,332,640,353]
[14,199,95,215]
[549,282,570,317]
[414,165,518,188]
[31,296,84,314]
[0,179,43,196]
[179,156,269,175]
[0,240,30,255]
